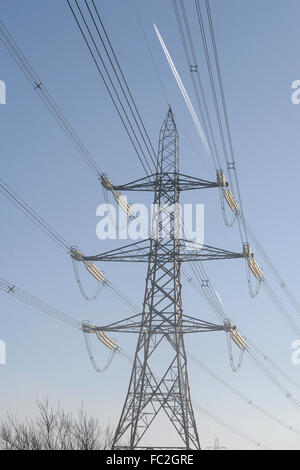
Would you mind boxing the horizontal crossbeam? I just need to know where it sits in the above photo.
[84,312,226,334]
[112,172,220,192]
[82,239,244,263]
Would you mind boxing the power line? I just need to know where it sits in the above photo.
[171,2,300,332]
[0,270,277,448]
[2,1,299,449]
[173,0,220,171]
[0,276,81,329]
[0,19,103,178]
[132,0,211,174]
[89,0,157,168]
[247,339,300,391]
[188,352,300,436]
[113,347,270,449]
[0,178,70,252]
[67,0,156,175]
[193,401,271,450]
[194,0,248,244]
[0,176,142,316]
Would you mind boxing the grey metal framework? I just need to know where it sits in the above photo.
[84,108,243,449]
[83,238,244,263]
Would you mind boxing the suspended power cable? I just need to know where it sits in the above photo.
[204,0,247,233]
[83,325,116,373]
[1,270,277,448]
[188,352,300,436]
[102,278,140,315]
[3,4,298,446]
[245,219,300,317]
[193,0,248,242]
[3,175,297,443]
[154,24,211,163]
[163,8,300,331]
[195,0,300,314]
[247,339,300,391]
[67,0,155,175]
[98,183,300,410]
[188,262,300,401]
[131,0,211,175]
[173,0,220,171]
[192,0,300,318]
[0,178,70,252]
[245,345,300,410]
[100,181,228,326]
[0,19,104,178]
[0,276,82,329]
[192,401,271,450]
[172,0,236,226]
[0,177,141,315]
[72,256,105,301]
[129,4,238,326]
[0,275,120,374]
[114,346,270,449]
[262,279,300,337]
[88,0,157,169]
[1,10,158,179]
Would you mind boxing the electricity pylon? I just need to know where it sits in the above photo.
[82,108,244,449]
[206,438,228,450]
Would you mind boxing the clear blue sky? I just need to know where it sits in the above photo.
[1,0,300,450]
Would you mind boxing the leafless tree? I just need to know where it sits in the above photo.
[0,399,114,450]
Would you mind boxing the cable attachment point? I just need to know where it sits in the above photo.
[216,169,228,187]
[85,262,106,283]
[82,322,95,333]
[70,247,85,262]
[101,175,137,219]
[113,191,133,215]
[223,188,239,213]
[96,330,118,351]
[70,247,107,283]
[243,243,263,280]
[82,323,117,351]
[100,175,114,192]
[217,170,239,214]
[224,320,247,350]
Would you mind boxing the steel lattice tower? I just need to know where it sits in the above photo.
[80,108,244,449]
[113,108,200,449]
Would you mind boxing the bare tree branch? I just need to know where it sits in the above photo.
[0,399,114,450]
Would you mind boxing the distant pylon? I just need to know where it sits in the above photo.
[206,438,228,450]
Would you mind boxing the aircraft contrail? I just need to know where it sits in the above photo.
[153,23,210,156]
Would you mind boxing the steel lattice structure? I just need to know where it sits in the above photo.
[83,108,243,449]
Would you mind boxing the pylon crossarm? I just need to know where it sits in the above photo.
[181,240,244,262]
[82,239,244,263]
[82,239,151,262]
[180,314,226,333]
[112,172,219,192]
[83,313,143,334]
[88,313,225,334]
